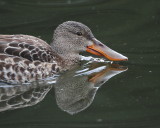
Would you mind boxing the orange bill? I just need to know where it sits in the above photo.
[86,38,128,61]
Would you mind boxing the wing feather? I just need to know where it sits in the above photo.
[0,34,61,62]
[0,35,61,83]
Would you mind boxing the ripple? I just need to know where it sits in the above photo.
[13,0,107,7]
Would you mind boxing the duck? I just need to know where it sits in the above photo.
[0,21,128,84]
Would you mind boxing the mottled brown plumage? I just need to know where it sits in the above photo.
[0,35,61,83]
[0,21,128,84]
[0,21,95,83]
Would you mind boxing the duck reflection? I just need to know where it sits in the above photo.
[54,62,127,114]
[0,76,57,112]
[0,82,53,112]
[0,62,127,113]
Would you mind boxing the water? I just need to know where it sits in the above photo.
[0,0,160,128]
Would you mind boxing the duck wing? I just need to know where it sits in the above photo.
[0,34,61,62]
[0,35,61,83]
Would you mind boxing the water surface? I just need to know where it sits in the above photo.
[0,0,160,128]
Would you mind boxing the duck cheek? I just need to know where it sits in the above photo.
[79,45,87,52]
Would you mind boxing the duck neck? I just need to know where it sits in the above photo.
[51,41,81,70]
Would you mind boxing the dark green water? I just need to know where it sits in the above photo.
[0,0,160,128]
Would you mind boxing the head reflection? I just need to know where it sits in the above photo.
[54,62,127,114]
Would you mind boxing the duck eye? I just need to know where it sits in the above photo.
[76,32,82,36]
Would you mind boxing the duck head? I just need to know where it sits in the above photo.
[51,21,128,65]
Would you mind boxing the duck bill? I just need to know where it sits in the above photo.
[86,38,128,61]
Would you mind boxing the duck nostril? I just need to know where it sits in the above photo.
[98,43,104,47]
[92,38,105,47]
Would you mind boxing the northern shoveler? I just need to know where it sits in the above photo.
[0,21,128,83]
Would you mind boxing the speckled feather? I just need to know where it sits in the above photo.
[0,21,101,84]
[0,35,61,83]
